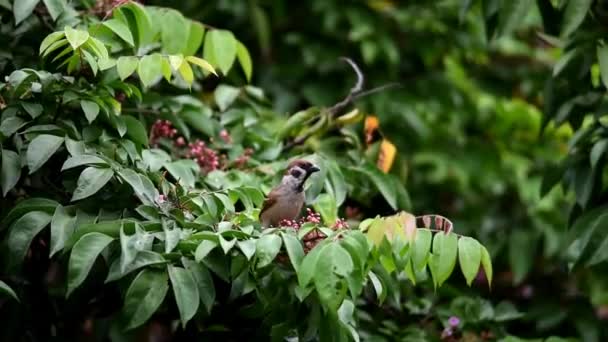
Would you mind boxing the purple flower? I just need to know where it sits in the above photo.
[448,316,460,327]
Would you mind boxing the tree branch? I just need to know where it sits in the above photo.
[327,57,365,115]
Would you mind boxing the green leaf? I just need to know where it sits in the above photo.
[119,225,138,272]
[117,2,151,48]
[429,232,458,287]
[21,102,43,118]
[411,228,432,270]
[120,269,169,330]
[138,53,163,87]
[480,245,493,287]
[236,41,252,82]
[26,134,64,174]
[67,232,114,296]
[42,0,66,20]
[313,244,354,310]
[50,204,76,257]
[458,237,482,286]
[561,0,593,37]
[64,26,89,49]
[597,46,608,90]
[106,250,167,282]
[83,50,99,73]
[6,211,52,269]
[327,161,347,206]
[168,265,200,328]
[71,166,114,201]
[497,0,532,36]
[180,108,214,137]
[298,243,327,288]
[182,258,215,313]
[359,164,398,210]
[367,271,385,303]
[509,230,534,284]
[591,138,608,168]
[206,29,237,74]
[63,220,121,250]
[80,100,100,124]
[13,0,39,24]
[0,116,27,136]
[214,193,235,213]
[281,232,304,272]
[237,239,257,260]
[1,198,58,228]
[160,9,188,54]
[214,85,240,112]
[218,235,236,254]
[1,149,21,196]
[40,31,65,55]
[164,160,198,188]
[256,234,282,268]
[102,18,134,46]
[116,168,158,206]
[61,154,107,171]
[117,56,139,80]
[0,280,19,302]
[184,21,205,56]
[122,116,149,146]
[195,240,218,262]
[313,193,338,226]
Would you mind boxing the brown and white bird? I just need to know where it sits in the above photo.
[259,159,320,227]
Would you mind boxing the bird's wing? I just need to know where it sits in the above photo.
[259,188,280,218]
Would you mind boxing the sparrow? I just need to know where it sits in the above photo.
[259,159,320,227]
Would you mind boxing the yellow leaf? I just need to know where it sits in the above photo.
[186,56,217,75]
[168,55,184,71]
[178,61,194,86]
[377,139,396,173]
[335,108,362,125]
[161,57,172,82]
[397,211,417,242]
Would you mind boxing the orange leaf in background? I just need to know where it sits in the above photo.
[364,115,379,145]
[377,139,396,173]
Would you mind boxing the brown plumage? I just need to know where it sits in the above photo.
[260,159,320,227]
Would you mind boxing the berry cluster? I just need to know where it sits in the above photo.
[185,140,220,173]
[148,118,253,173]
[333,218,349,229]
[278,208,322,228]
[277,208,350,253]
[150,120,178,146]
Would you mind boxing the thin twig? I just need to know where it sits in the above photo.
[351,82,402,101]
[327,57,365,115]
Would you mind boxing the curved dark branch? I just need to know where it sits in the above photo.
[327,57,365,115]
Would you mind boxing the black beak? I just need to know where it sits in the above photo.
[308,165,320,173]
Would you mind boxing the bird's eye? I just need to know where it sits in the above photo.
[290,169,302,178]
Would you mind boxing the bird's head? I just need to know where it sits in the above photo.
[283,159,320,191]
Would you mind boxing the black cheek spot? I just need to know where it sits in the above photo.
[291,169,302,178]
